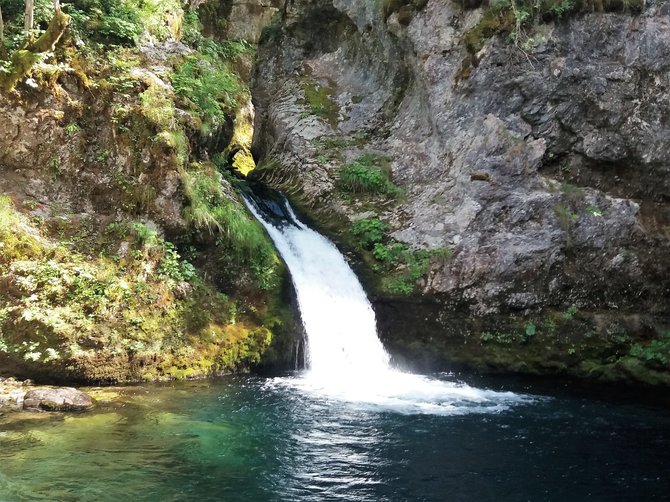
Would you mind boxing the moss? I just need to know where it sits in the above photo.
[300,79,339,128]
[380,306,670,387]
[463,9,515,56]
[0,197,291,384]
[0,9,71,91]
[0,1,298,384]
[30,10,71,53]
[227,104,256,176]
[0,50,40,91]
[461,0,646,68]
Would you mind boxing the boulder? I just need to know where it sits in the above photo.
[23,388,94,412]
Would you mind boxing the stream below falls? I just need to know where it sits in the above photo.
[1,376,669,501]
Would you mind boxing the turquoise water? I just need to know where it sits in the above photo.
[1,374,669,501]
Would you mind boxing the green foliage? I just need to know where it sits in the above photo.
[554,204,579,228]
[480,325,536,345]
[0,196,280,380]
[139,83,176,130]
[97,2,143,45]
[0,195,20,229]
[64,122,81,136]
[59,0,184,46]
[181,165,280,290]
[258,13,282,44]
[338,154,401,197]
[131,221,158,246]
[172,53,243,135]
[182,9,253,60]
[464,0,645,56]
[382,277,414,295]
[373,243,435,295]
[563,305,578,319]
[351,217,388,249]
[585,205,603,217]
[347,209,452,295]
[629,332,670,367]
[158,242,197,282]
[525,321,537,338]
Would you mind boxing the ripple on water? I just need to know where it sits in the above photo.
[0,377,669,502]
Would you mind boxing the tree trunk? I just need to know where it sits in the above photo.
[52,0,60,13]
[30,9,69,52]
[24,0,34,34]
[1,9,69,91]
[0,5,5,46]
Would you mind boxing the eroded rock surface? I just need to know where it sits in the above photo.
[251,0,670,384]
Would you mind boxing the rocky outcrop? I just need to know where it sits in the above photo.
[199,0,283,43]
[0,377,93,412]
[0,4,298,383]
[251,0,670,384]
[23,387,94,412]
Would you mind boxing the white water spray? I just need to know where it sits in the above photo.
[245,194,532,415]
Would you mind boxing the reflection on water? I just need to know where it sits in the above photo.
[0,375,669,501]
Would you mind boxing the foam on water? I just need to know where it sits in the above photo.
[245,194,533,415]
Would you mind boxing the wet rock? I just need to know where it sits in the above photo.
[251,0,670,384]
[23,388,94,412]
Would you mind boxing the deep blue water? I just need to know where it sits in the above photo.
[0,374,669,501]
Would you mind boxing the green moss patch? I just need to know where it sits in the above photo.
[300,79,340,128]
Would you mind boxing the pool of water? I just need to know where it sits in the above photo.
[1,374,669,501]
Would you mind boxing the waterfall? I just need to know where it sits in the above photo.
[245,191,532,415]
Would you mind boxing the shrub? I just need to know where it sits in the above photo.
[171,53,243,135]
[629,332,670,367]
[351,217,388,249]
[302,80,339,127]
[98,2,143,45]
[338,155,401,197]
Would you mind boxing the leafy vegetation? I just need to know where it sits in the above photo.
[348,213,452,295]
[338,154,402,197]
[172,53,243,135]
[0,196,284,382]
[462,0,645,64]
[181,164,281,291]
[351,217,388,249]
[0,1,290,381]
[629,332,670,368]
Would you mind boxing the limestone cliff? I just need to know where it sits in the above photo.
[251,0,670,385]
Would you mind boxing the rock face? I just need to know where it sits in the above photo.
[251,0,670,384]
[23,388,94,412]
[199,0,283,43]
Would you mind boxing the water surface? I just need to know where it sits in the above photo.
[1,374,669,501]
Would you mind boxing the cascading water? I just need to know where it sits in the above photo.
[245,191,533,415]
